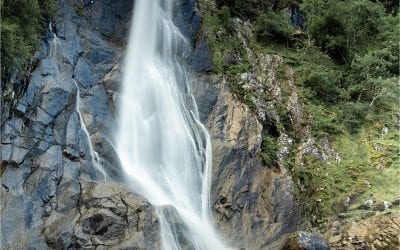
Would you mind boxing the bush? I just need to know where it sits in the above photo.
[309,14,348,64]
[215,0,271,21]
[338,102,369,133]
[261,134,278,165]
[302,69,343,104]
[306,104,345,137]
[218,6,235,35]
[255,11,294,45]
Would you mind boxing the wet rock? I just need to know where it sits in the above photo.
[74,58,98,89]
[191,35,213,72]
[191,74,220,123]
[158,205,196,249]
[44,182,160,249]
[282,231,329,250]
[84,0,134,41]
[175,0,202,43]
[193,77,302,249]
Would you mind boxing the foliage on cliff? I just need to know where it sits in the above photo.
[0,0,56,82]
[198,0,399,225]
[201,0,398,135]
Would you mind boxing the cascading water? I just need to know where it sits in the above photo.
[72,78,108,181]
[48,22,63,67]
[48,23,108,181]
[117,1,227,249]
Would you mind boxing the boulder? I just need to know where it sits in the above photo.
[282,231,329,250]
[326,212,400,249]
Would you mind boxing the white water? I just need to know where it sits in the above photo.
[72,79,108,181]
[117,0,227,249]
[48,22,63,68]
[48,23,108,181]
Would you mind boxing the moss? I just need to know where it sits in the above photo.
[74,4,85,17]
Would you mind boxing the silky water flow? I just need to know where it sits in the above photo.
[117,0,228,249]
[49,23,108,181]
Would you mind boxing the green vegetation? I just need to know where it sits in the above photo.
[255,11,294,45]
[261,134,279,165]
[294,127,400,225]
[199,0,252,74]
[74,4,85,17]
[198,0,399,225]
[1,0,56,82]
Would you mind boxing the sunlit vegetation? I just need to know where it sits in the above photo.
[198,0,399,224]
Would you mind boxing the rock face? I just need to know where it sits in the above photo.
[0,0,211,249]
[325,212,400,249]
[192,75,303,249]
[43,182,159,249]
[0,0,145,248]
[282,231,329,250]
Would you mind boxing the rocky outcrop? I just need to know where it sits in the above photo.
[43,182,159,249]
[0,0,213,249]
[1,0,134,248]
[325,212,400,249]
[282,231,329,250]
[193,75,303,249]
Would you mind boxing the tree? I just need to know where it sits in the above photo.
[0,0,56,81]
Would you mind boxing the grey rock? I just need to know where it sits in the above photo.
[392,197,400,206]
[191,36,213,73]
[175,0,202,43]
[74,57,98,89]
[360,199,374,210]
[43,182,160,249]
[374,201,393,211]
[85,0,134,41]
[282,231,329,250]
[193,78,302,249]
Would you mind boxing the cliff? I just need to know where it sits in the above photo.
[1,0,399,249]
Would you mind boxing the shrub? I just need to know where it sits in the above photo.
[309,14,348,64]
[302,69,343,104]
[261,134,278,165]
[306,104,345,137]
[338,102,369,133]
[218,6,235,35]
[215,0,271,21]
[255,11,294,45]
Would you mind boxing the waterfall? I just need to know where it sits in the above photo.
[48,22,63,68]
[48,23,108,181]
[117,1,227,249]
[72,79,108,181]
